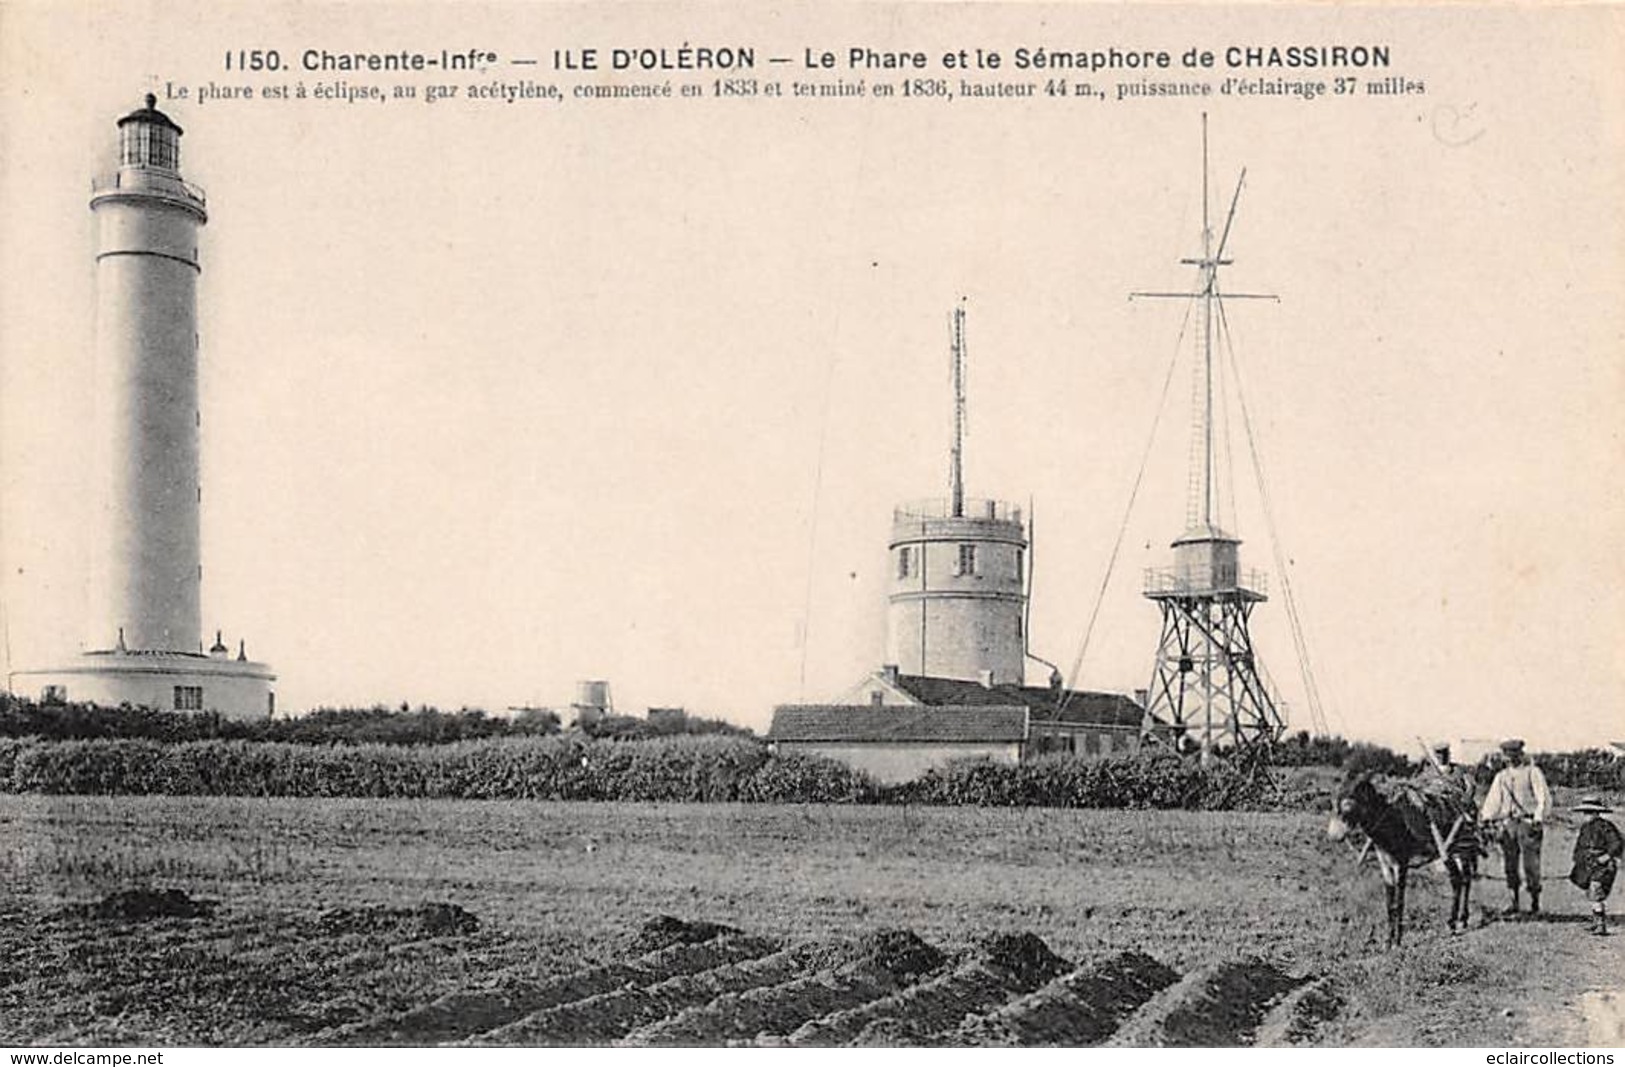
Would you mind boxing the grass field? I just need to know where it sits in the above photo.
[2,794,1621,1046]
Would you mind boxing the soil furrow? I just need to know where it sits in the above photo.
[622,930,947,1046]
[789,933,1071,1046]
[1104,957,1304,1047]
[948,951,1181,1047]
[330,934,778,1045]
[478,943,823,1045]
[1253,975,1343,1047]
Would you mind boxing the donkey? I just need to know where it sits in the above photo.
[1327,776,1482,947]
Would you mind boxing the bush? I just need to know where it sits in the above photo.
[0,696,228,743]
[1271,730,1355,768]
[0,693,578,746]
[884,751,1266,810]
[1340,742,1415,781]
[1531,749,1625,792]
[267,705,531,745]
[0,738,26,786]
[739,752,878,804]
[0,734,778,802]
[0,692,765,747]
[580,713,755,741]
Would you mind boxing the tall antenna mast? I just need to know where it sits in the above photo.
[1200,117,1213,526]
[1134,113,1276,531]
[949,298,967,518]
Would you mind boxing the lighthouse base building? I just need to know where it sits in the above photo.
[14,646,276,721]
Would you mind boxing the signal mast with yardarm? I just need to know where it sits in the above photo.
[1128,116,1328,756]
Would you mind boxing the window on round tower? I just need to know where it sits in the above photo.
[897,546,912,579]
[953,544,978,577]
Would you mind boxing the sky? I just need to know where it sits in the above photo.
[2,2,1622,751]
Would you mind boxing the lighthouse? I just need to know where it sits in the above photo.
[12,96,275,719]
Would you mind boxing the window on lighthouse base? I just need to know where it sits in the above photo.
[174,686,203,711]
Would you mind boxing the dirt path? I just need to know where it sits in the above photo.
[1522,919,1625,1047]
[1313,910,1625,1047]
[1578,990,1625,1047]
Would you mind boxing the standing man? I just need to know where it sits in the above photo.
[1419,739,1476,804]
[1479,738,1552,915]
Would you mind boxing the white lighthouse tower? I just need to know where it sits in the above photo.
[13,95,275,719]
[885,303,1028,685]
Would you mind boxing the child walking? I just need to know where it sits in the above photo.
[1569,796,1624,936]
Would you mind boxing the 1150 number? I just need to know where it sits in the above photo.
[225,50,284,72]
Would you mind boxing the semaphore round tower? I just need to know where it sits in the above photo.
[886,497,1027,685]
[883,302,1028,686]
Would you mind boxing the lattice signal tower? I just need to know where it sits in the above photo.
[1133,116,1286,755]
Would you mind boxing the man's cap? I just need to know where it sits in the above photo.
[1431,740,1451,754]
[1499,738,1525,752]
[1574,796,1613,814]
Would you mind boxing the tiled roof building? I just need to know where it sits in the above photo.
[768,704,1028,744]
[768,667,1152,784]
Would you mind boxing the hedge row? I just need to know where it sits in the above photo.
[0,735,1266,808]
[0,695,751,746]
[1530,749,1625,792]
[894,751,1268,809]
[0,735,794,802]
[1271,727,1625,792]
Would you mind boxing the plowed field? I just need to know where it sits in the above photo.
[2,794,1620,1046]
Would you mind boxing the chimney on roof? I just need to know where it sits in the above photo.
[1049,668,1063,696]
[881,663,900,685]
[1134,688,1149,708]
[978,669,994,689]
